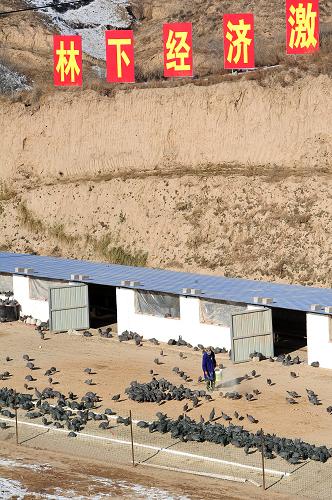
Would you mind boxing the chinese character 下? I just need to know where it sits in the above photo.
[108,38,131,78]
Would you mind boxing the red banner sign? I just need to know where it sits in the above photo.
[53,35,82,86]
[163,23,193,77]
[223,14,255,70]
[286,0,319,54]
[105,30,135,83]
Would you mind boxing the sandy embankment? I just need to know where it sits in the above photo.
[0,75,331,182]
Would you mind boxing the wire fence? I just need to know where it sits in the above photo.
[0,403,315,493]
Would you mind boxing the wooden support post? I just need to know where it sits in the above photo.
[129,410,135,467]
[260,428,266,490]
[15,407,19,445]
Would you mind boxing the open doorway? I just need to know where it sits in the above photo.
[88,284,117,328]
[272,307,307,353]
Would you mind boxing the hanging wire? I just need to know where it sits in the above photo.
[0,1,87,17]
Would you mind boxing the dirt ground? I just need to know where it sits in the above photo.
[1,322,332,497]
[0,440,291,500]
[0,322,332,447]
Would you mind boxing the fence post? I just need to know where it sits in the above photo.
[129,410,135,467]
[260,428,266,490]
[15,407,19,445]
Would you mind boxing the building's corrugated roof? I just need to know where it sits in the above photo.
[0,252,331,313]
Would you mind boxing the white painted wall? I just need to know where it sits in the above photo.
[116,288,232,349]
[12,275,49,322]
[307,313,332,369]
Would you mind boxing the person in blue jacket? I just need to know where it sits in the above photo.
[202,347,216,391]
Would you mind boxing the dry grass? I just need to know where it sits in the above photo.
[0,181,16,201]
[17,203,148,266]
[86,233,148,267]
[18,202,44,232]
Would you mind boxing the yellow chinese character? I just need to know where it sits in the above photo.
[166,30,191,71]
[226,19,252,64]
[288,2,317,49]
[56,40,81,83]
[108,38,131,78]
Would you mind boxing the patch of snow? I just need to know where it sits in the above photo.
[0,63,31,94]
[0,457,51,471]
[92,476,191,499]
[26,0,133,59]
[0,478,28,499]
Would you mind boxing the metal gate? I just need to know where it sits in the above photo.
[49,283,89,332]
[231,308,273,363]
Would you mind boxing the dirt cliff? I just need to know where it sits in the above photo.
[0,75,332,286]
[1,75,331,181]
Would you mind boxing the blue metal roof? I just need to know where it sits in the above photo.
[0,251,331,314]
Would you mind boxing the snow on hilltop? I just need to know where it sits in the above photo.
[26,0,133,59]
[0,63,31,93]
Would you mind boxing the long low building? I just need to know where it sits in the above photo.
[0,251,332,368]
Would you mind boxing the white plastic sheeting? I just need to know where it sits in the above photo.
[0,273,13,292]
[200,299,246,327]
[29,277,68,301]
[135,290,180,318]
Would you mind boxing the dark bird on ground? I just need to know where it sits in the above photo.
[209,408,215,421]
[85,379,93,385]
[286,397,297,404]
[287,391,300,398]
[5,356,11,362]
[219,363,224,369]
[25,375,34,382]
[160,350,164,356]
[154,358,160,365]
[112,394,120,401]
[245,393,255,401]
[246,414,257,424]
[192,396,199,408]
[24,383,28,390]
[48,377,53,385]
[197,376,203,383]
[137,421,149,428]
[179,352,184,358]
[26,362,34,370]
[68,431,77,437]
[183,403,189,413]
[149,369,154,375]
[234,411,239,419]
[311,361,319,368]
[251,370,256,377]
[290,372,298,378]
[267,379,272,386]
[200,415,205,424]
[84,368,92,374]
[34,388,42,399]
[326,406,332,414]
[22,354,29,361]
[222,412,231,421]
[253,389,260,396]
[99,421,109,429]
